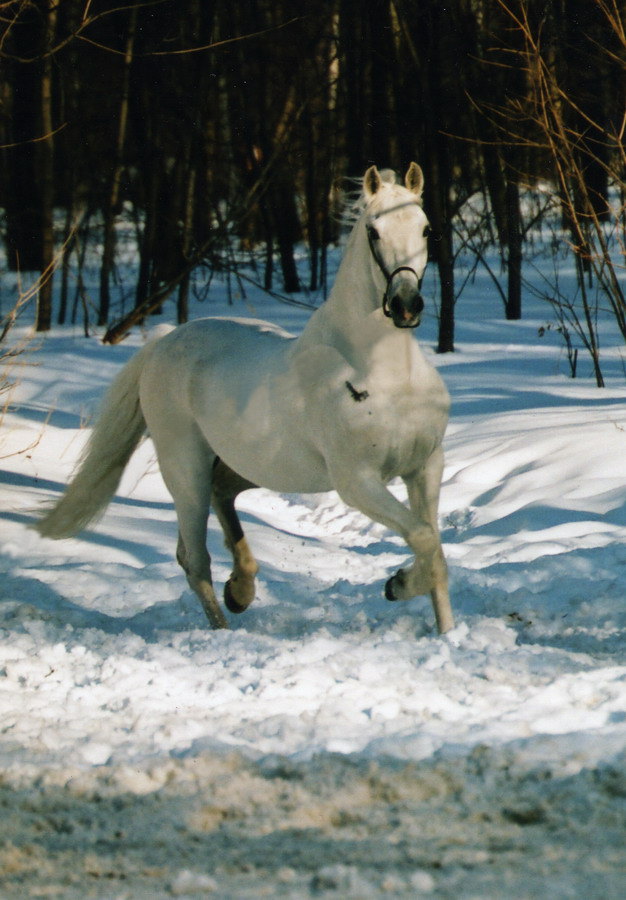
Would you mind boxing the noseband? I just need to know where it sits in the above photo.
[366,224,422,325]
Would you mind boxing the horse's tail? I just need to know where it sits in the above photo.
[35,328,172,539]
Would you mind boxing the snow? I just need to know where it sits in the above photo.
[0,239,625,898]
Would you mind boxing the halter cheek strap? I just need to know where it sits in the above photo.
[366,226,421,324]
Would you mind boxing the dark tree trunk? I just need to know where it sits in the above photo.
[98,9,136,327]
[36,0,58,333]
[339,0,366,174]
[424,125,455,353]
[267,169,302,293]
[400,0,456,352]
[505,179,522,320]
[4,4,44,272]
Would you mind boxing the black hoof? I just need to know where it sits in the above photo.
[224,579,248,614]
[385,569,406,602]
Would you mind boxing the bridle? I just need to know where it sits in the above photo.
[366,223,422,325]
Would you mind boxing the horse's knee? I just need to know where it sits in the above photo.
[406,524,438,559]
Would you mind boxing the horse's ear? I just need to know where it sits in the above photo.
[363,165,382,199]
[405,162,424,203]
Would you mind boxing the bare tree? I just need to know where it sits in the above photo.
[98,6,136,327]
[36,0,58,332]
[486,0,626,385]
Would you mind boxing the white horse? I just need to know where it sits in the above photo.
[36,164,454,634]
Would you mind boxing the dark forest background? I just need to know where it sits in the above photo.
[0,0,625,353]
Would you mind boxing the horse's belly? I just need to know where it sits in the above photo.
[205,415,333,493]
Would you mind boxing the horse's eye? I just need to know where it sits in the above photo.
[423,225,432,238]
[367,224,380,241]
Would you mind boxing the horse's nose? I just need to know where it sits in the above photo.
[388,290,424,327]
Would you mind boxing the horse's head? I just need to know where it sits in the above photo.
[363,163,430,329]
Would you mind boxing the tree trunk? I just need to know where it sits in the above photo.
[505,179,522,320]
[425,133,455,353]
[269,172,301,293]
[36,0,58,332]
[368,0,398,168]
[339,0,366,173]
[59,204,73,325]
[5,4,43,272]
[434,224,455,353]
[405,0,455,353]
[99,9,137,326]
[134,166,159,315]
[177,165,197,324]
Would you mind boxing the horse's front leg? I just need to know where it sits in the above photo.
[332,456,453,634]
[395,448,454,634]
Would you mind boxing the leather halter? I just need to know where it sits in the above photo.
[366,224,421,324]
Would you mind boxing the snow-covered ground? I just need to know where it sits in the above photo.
[1,234,625,898]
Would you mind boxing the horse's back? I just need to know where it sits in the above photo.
[139,316,331,492]
[141,316,294,404]
[155,316,294,366]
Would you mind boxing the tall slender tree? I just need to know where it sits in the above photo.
[4,0,45,273]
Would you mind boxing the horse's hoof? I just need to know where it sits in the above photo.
[385,569,407,602]
[224,579,248,614]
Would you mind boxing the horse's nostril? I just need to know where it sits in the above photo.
[390,295,404,320]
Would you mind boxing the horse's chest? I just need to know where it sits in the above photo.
[346,379,448,478]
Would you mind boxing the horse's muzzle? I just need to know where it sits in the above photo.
[383,266,424,328]
[385,290,424,329]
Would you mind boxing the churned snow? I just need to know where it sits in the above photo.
[0,248,625,898]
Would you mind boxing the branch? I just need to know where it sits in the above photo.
[75,13,303,60]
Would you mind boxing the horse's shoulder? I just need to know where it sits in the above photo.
[292,343,353,393]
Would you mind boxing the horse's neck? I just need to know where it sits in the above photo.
[298,222,419,371]
[300,224,374,339]
[328,221,378,322]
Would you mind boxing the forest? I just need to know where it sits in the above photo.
[0,0,625,357]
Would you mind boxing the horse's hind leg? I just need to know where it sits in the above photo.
[149,420,228,629]
[212,459,259,614]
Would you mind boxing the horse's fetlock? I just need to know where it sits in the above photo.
[189,577,228,629]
